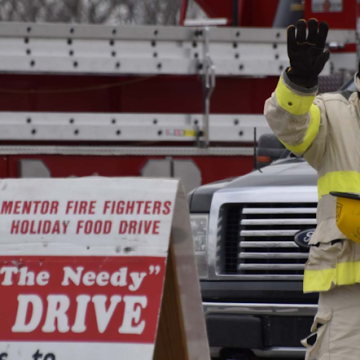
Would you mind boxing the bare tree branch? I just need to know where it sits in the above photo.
[0,0,206,25]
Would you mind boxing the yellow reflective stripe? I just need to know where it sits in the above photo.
[304,262,360,293]
[275,76,316,115]
[303,268,335,293]
[318,171,360,199]
[279,104,321,156]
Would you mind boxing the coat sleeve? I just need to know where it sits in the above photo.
[264,71,328,170]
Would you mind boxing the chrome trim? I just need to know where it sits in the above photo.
[242,219,317,225]
[238,263,305,271]
[239,252,309,259]
[243,207,317,214]
[240,229,300,237]
[207,185,318,280]
[240,241,299,248]
[203,302,318,316]
[205,274,304,280]
[253,347,306,358]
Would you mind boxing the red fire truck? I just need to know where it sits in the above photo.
[0,0,356,194]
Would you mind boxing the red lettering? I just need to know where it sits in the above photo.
[125,201,135,214]
[52,221,60,234]
[129,221,137,234]
[66,201,74,215]
[33,201,41,214]
[37,220,43,234]
[50,201,59,214]
[163,201,171,215]
[43,221,51,234]
[76,221,84,234]
[79,201,87,215]
[116,201,125,215]
[144,201,151,215]
[20,220,29,234]
[89,201,96,215]
[138,220,143,234]
[29,221,36,234]
[11,220,19,234]
[136,201,144,214]
[144,221,152,234]
[119,221,127,234]
[103,201,111,215]
[1,201,13,214]
[152,221,160,235]
[94,221,102,234]
[22,201,31,215]
[153,201,161,215]
[40,201,49,214]
[14,201,21,215]
[84,221,92,234]
[104,221,112,234]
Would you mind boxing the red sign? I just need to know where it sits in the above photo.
[0,256,165,343]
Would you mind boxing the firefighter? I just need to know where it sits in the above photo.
[264,19,360,359]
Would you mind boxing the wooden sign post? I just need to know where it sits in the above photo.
[0,177,209,360]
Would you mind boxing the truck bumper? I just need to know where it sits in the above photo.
[203,302,318,358]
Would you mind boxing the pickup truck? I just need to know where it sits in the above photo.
[189,155,318,360]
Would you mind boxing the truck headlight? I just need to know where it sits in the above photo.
[190,214,208,279]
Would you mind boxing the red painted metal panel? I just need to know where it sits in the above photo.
[180,0,189,25]
[194,0,279,27]
[0,156,9,178]
[304,0,357,29]
[0,74,278,115]
[8,155,254,186]
[189,156,254,183]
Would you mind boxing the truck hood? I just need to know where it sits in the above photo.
[189,159,317,213]
[226,159,317,189]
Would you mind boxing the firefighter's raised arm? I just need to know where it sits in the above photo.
[264,19,330,169]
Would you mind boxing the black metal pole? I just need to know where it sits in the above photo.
[232,0,239,26]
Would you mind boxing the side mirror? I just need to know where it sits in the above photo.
[256,133,289,169]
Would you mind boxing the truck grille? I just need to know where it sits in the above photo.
[221,203,317,279]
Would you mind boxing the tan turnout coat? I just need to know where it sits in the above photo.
[264,71,360,293]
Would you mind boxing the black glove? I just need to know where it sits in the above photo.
[287,19,330,88]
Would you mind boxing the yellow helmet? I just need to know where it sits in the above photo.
[331,192,360,244]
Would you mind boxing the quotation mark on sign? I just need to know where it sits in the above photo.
[149,265,161,275]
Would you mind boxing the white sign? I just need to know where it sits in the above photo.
[0,177,209,360]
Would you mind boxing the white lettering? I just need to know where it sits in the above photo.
[129,272,147,291]
[119,296,147,334]
[1,267,18,286]
[71,295,91,333]
[110,268,128,287]
[18,267,35,286]
[36,271,50,286]
[92,295,122,333]
[83,272,96,286]
[61,267,84,286]
[96,272,110,286]
[12,295,43,332]
[42,295,70,333]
